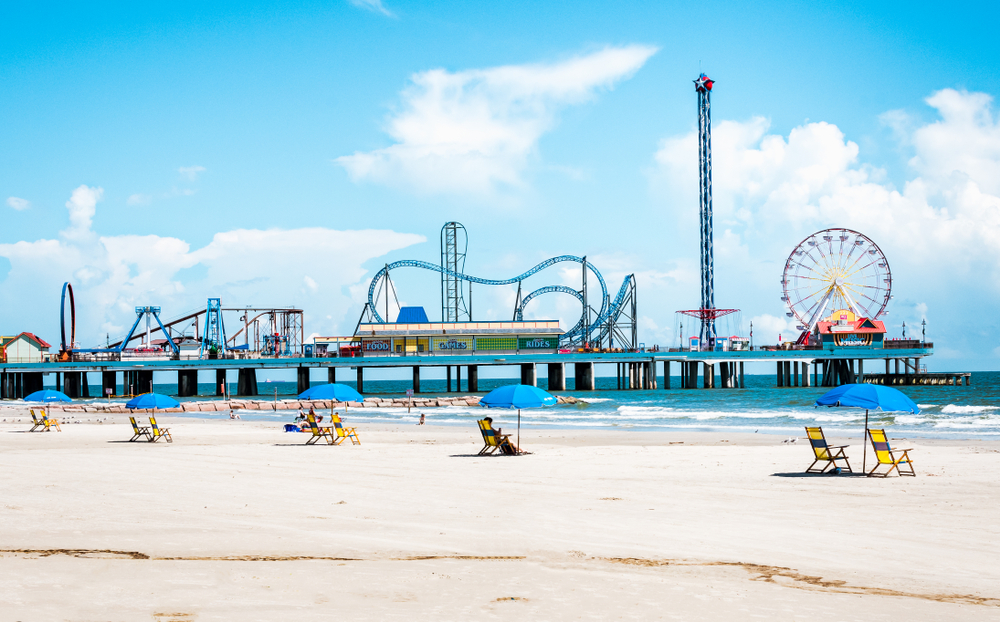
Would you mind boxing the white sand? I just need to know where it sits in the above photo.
[1,417,998,620]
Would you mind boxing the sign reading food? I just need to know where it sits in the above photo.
[363,339,391,352]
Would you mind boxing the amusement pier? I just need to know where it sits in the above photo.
[0,74,960,400]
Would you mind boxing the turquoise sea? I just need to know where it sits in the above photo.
[42,371,1000,439]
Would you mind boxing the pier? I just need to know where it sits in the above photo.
[0,345,947,399]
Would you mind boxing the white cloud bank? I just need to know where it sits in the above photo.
[0,187,424,346]
[652,88,1000,361]
[336,45,657,195]
[6,197,30,211]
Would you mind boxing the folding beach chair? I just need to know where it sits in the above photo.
[29,410,45,432]
[148,415,172,443]
[804,426,851,474]
[477,419,520,456]
[129,416,151,442]
[305,413,334,445]
[39,409,61,432]
[867,429,915,477]
[330,413,360,446]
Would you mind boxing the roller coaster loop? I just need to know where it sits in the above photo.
[60,282,75,352]
[367,256,627,344]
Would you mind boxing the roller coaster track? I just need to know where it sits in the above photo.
[367,256,633,345]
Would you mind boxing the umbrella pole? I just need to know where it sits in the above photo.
[863,409,869,473]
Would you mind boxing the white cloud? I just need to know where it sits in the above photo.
[347,0,394,17]
[336,45,657,196]
[651,88,1000,362]
[63,185,103,242]
[0,186,424,348]
[127,193,152,206]
[6,197,30,210]
[178,166,207,181]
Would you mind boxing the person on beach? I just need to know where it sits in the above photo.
[484,416,520,455]
[229,410,240,420]
[418,413,425,425]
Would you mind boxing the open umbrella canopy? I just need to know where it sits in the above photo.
[479,384,557,409]
[815,384,919,413]
[297,383,363,402]
[125,393,180,410]
[24,389,72,403]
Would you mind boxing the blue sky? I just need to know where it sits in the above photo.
[3,0,1000,370]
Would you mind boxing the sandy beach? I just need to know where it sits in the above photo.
[1,415,998,621]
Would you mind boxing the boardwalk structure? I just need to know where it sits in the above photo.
[0,345,944,399]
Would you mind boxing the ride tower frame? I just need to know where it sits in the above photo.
[440,222,470,322]
[696,73,716,346]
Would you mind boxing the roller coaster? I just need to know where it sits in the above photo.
[363,225,638,349]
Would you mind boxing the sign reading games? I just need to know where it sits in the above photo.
[432,337,473,351]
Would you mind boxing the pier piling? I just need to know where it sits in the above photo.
[574,362,594,390]
[468,365,479,392]
[520,363,537,387]
[178,370,198,397]
[237,368,258,396]
[547,363,565,391]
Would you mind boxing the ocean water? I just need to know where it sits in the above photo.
[43,371,1000,439]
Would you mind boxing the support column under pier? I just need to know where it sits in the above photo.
[457,365,462,393]
[803,362,811,387]
[178,370,198,397]
[328,367,337,384]
[468,365,479,392]
[520,363,536,387]
[64,372,82,398]
[237,368,258,396]
[740,362,745,389]
[574,362,594,391]
[689,361,699,389]
[296,366,310,395]
[356,367,364,395]
[22,372,44,396]
[703,363,714,389]
[446,366,452,392]
[412,366,420,393]
[547,363,565,391]
[663,361,670,389]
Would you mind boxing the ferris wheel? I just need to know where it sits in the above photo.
[781,228,892,340]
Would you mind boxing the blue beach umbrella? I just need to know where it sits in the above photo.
[24,389,72,403]
[815,384,919,471]
[297,383,363,403]
[479,384,557,449]
[125,392,181,410]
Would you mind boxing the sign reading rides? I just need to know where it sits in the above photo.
[518,337,558,350]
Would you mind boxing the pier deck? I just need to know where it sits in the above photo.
[0,346,952,399]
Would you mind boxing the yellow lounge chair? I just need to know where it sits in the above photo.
[129,416,151,442]
[29,410,46,432]
[868,429,915,477]
[477,419,504,455]
[805,426,852,473]
[330,413,360,445]
[148,415,172,443]
[305,413,334,445]
[39,409,61,432]
[476,419,522,455]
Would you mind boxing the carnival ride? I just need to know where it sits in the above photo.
[58,282,304,360]
[781,228,892,345]
[361,224,639,350]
